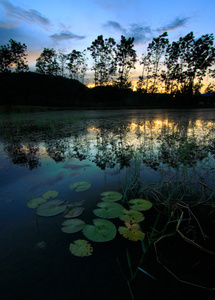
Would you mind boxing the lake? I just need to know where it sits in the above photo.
[0,109,215,300]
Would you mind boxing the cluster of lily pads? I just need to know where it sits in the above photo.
[27,181,152,257]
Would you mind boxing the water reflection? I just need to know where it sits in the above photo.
[1,112,215,172]
[1,110,215,300]
[4,142,41,170]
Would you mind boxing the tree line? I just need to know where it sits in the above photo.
[1,32,215,94]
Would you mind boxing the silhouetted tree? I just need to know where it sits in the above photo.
[58,49,68,77]
[88,35,116,86]
[185,33,215,94]
[165,32,215,95]
[146,32,169,93]
[36,48,60,76]
[67,50,87,82]
[0,39,29,73]
[115,36,137,89]
[204,82,215,94]
[136,52,152,93]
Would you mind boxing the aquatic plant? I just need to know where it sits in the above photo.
[64,206,84,218]
[42,190,59,199]
[118,224,145,241]
[129,199,152,211]
[119,209,145,223]
[35,200,67,217]
[82,218,117,242]
[101,191,122,202]
[61,219,86,233]
[93,202,124,219]
[27,197,47,208]
[69,239,93,257]
[69,181,92,192]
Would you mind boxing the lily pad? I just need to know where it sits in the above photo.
[69,239,93,257]
[119,209,145,223]
[129,199,152,211]
[101,191,122,202]
[69,181,91,192]
[42,190,59,200]
[82,219,117,242]
[67,200,86,208]
[64,206,84,218]
[118,224,145,241]
[27,197,47,208]
[35,200,67,217]
[61,219,86,233]
[93,202,124,219]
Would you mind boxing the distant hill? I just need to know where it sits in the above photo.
[0,72,89,107]
[1,72,213,109]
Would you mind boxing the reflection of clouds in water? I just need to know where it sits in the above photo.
[29,173,65,191]
[62,163,91,170]
[69,172,82,177]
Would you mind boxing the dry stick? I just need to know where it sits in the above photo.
[154,210,215,291]
[178,202,206,240]
[197,181,215,191]
[176,210,215,255]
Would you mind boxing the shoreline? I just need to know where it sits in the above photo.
[1,105,215,113]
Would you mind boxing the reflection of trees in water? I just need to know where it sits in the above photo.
[2,117,215,173]
[4,142,41,170]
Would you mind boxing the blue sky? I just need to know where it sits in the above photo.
[0,0,215,83]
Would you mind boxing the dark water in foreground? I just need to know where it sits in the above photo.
[0,109,215,300]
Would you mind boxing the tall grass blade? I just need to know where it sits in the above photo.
[138,267,157,280]
[126,248,134,278]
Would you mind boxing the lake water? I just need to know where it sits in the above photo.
[0,109,215,300]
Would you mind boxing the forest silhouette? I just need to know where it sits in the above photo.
[0,32,215,109]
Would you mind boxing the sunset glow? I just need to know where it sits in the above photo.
[0,0,214,88]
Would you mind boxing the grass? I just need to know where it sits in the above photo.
[0,110,87,141]
[118,149,215,296]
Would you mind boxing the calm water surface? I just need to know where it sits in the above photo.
[0,109,215,300]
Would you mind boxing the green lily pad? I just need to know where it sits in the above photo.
[93,202,124,219]
[118,224,145,241]
[129,199,152,211]
[69,239,93,257]
[42,190,59,200]
[64,206,84,218]
[35,200,67,217]
[69,181,91,192]
[82,219,117,242]
[27,197,47,208]
[101,191,122,202]
[67,200,86,208]
[119,209,145,223]
[61,219,86,233]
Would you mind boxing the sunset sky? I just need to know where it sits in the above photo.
[0,0,215,83]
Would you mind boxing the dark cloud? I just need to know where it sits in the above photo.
[1,0,51,29]
[50,31,86,41]
[103,21,125,32]
[127,23,152,45]
[103,20,152,45]
[157,17,190,32]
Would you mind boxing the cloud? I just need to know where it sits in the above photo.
[50,31,86,41]
[103,20,152,45]
[127,23,152,45]
[94,0,140,9]
[1,0,51,29]
[0,20,20,29]
[157,17,190,32]
[103,21,125,32]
